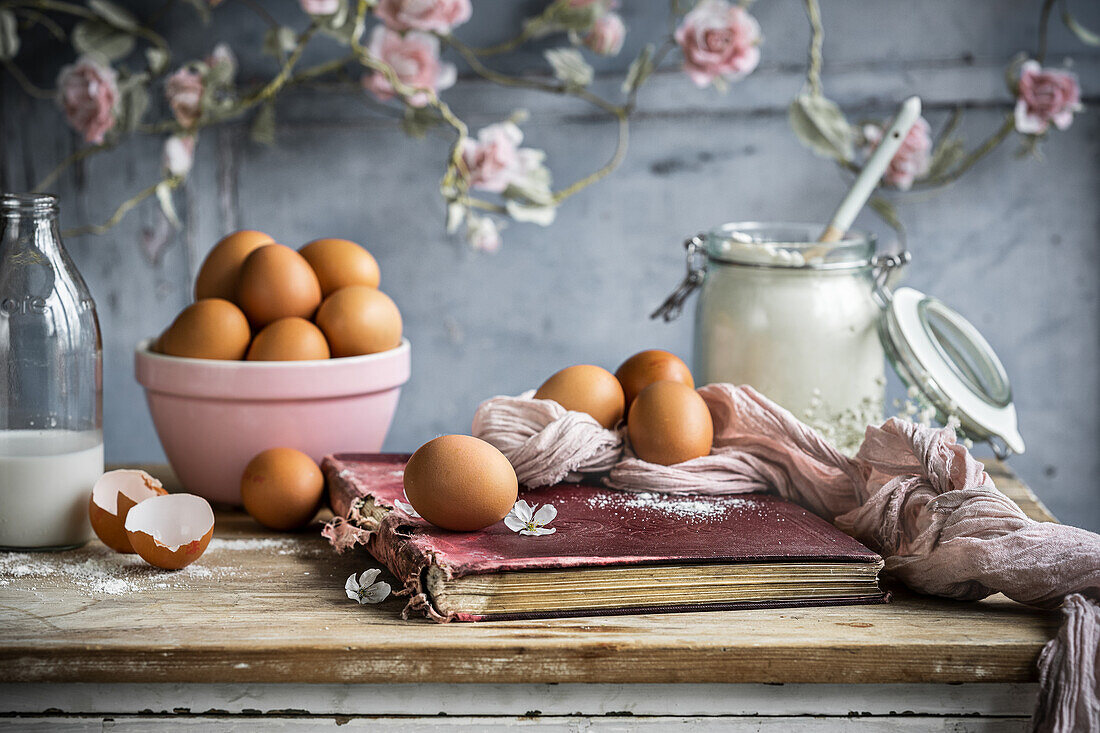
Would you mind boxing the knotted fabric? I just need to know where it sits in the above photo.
[473,382,1100,731]
[472,390,623,488]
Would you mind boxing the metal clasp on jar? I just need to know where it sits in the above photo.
[869,250,912,308]
[650,234,707,322]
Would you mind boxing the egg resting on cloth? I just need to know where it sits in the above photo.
[471,390,623,488]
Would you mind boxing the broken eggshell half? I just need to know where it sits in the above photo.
[88,469,168,553]
[124,493,215,570]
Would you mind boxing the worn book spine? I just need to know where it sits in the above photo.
[324,458,455,621]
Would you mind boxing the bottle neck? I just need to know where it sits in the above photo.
[1,194,63,257]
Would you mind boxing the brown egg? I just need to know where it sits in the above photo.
[403,435,518,531]
[236,244,323,328]
[627,381,713,466]
[615,349,695,410]
[194,230,274,301]
[240,448,325,531]
[314,285,402,357]
[300,238,381,296]
[247,317,331,361]
[534,365,625,429]
[158,298,251,360]
[124,493,215,570]
[88,469,168,553]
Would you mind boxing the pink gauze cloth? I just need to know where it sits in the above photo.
[472,390,623,488]
[473,383,1100,732]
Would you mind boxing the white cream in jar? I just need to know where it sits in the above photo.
[688,223,895,453]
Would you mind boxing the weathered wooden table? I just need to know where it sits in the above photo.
[0,461,1059,731]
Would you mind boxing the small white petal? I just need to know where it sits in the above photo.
[504,515,526,533]
[512,500,534,522]
[520,526,557,536]
[360,581,392,604]
[394,499,420,517]
[345,573,360,601]
[532,504,557,525]
[358,568,382,586]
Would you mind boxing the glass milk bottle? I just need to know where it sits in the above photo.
[0,193,103,549]
[655,222,907,454]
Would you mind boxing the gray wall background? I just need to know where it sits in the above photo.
[3,1,1098,529]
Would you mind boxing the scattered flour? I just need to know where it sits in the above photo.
[583,491,761,524]
[0,535,322,596]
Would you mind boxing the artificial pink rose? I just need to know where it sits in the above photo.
[584,12,626,56]
[675,0,761,88]
[361,27,457,108]
[165,67,204,128]
[299,0,340,15]
[863,115,932,191]
[163,135,196,178]
[1014,60,1082,135]
[459,122,525,193]
[56,55,119,144]
[376,0,472,33]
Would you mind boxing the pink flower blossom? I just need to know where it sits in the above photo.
[165,67,204,128]
[1014,60,1082,135]
[584,12,625,56]
[863,115,932,191]
[674,0,761,88]
[376,0,472,33]
[361,27,456,108]
[466,214,502,253]
[163,135,196,178]
[299,0,340,15]
[56,55,119,144]
[459,121,528,193]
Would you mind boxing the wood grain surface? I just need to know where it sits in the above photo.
[0,461,1060,685]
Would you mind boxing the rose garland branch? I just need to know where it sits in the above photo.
[33,141,114,192]
[443,35,622,117]
[1,57,53,98]
[7,0,170,53]
[1037,0,1057,63]
[59,175,178,237]
[913,116,1015,189]
[803,0,824,98]
[552,112,629,204]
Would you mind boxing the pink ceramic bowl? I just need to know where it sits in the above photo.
[134,338,410,505]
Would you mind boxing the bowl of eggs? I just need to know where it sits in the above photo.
[135,231,409,505]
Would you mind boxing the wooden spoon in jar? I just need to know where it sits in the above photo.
[806,96,923,260]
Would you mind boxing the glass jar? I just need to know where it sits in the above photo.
[656,222,906,453]
[0,193,103,549]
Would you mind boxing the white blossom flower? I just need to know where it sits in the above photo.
[345,569,391,604]
[393,496,420,518]
[504,499,557,536]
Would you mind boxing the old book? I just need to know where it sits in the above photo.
[324,453,887,622]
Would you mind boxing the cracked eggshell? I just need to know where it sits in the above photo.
[124,493,215,570]
[88,469,168,553]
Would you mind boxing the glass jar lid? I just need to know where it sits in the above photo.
[879,286,1025,457]
[704,221,877,270]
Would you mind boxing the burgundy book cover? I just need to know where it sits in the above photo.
[324,453,886,622]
